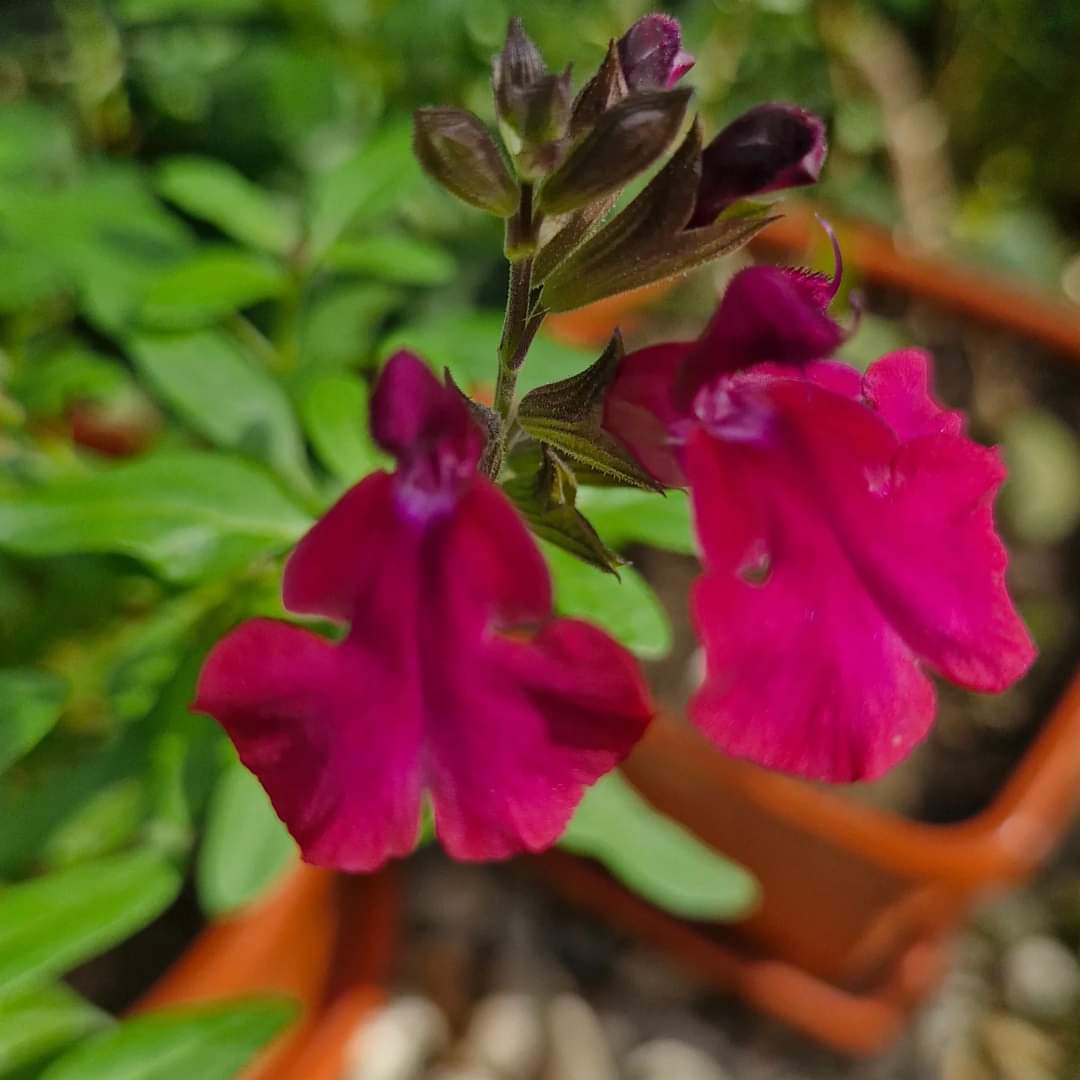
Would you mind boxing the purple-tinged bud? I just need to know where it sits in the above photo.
[617,14,695,92]
[413,107,519,216]
[689,104,827,227]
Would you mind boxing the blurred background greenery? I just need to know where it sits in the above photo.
[1,1,1080,1076]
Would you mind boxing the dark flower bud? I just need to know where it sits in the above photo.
[689,104,827,227]
[617,14,695,92]
[515,67,574,149]
[413,107,519,217]
[539,87,692,215]
[493,17,548,138]
[570,40,628,136]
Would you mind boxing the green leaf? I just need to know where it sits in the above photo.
[378,312,593,395]
[0,984,107,1077]
[502,447,621,573]
[0,850,181,998]
[0,731,151,877]
[323,234,455,286]
[155,157,299,256]
[578,488,696,555]
[560,772,759,921]
[39,779,147,870]
[39,998,295,1080]
[300,374,387,483]
[543,543,671,659]
[0,451,312,583]
[306,122,419,262]
[0,670,67,775]
[126,331,310,488]
[299,283,399,372]
[139,249,287,330]
[197,758,296,918]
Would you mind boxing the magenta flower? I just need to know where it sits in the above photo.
[604,262,1035,782]
[196,352,653,871]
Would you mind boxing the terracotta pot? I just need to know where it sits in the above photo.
[546,663,1080,1055]
[534,209,1080,1055]
[132,865,399,1078]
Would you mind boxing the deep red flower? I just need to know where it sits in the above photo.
[604,264,1035,782]
[196,352,652,871]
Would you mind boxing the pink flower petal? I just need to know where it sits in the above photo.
[283,471,401,623]
[767,376,1036,692]
[603,342,690,487]
[426,618,653,859]
[686,426,936,782]
[195,618,424,872]
[676,266,845,405]
[862,349,965,440]
[424,478,653,858]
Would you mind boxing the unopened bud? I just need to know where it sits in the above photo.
[539,88,691,215]
[493,17,548,138]
[690,104,827,226]
[413,107,519,216]
[617,14,694,92]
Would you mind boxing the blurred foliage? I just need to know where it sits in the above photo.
[0,0,1077,1073]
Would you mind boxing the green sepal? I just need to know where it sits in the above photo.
[569,39,628,136]
[502,444,622,574]
[540,121,775,311]
[517,332,662,492]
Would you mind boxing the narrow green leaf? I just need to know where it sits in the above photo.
[39,998,296,1080]
[0,731,151,877]
[560,772,759,921]
[299,283,399,372]
[306,122,419,262]
[300,374,387,483]
[0,984,107,1077]
[323,234,455,285]
[0,451,312,583]
[578,487,696,555]
[127,330,310,488]
[155,157,299,256]
[197,758,296,918]
[139,249,286,330]
[543,543,671,659]
[502,447,621,573]
[0,850,181,998]
[0,670,67,775]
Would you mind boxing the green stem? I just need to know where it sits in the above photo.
[495,256,533,417]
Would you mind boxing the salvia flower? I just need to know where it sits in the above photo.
[196,353,653,871]
[603,256,1036,782]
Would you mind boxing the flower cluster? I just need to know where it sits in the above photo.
[195,13,1034,871]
